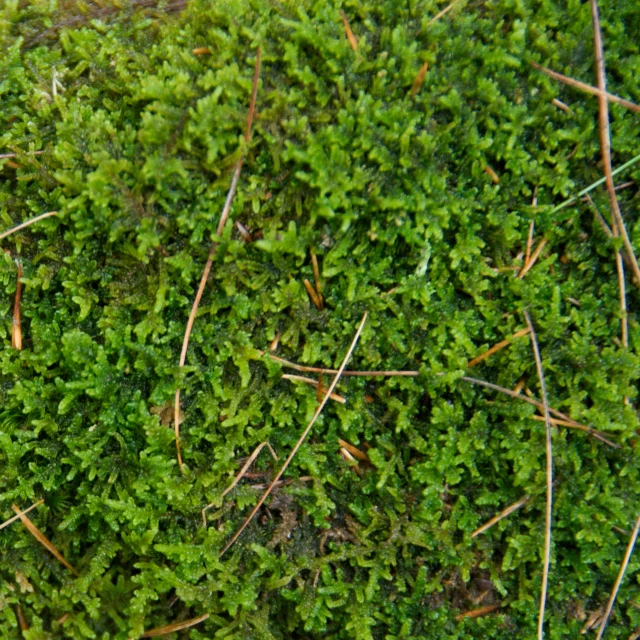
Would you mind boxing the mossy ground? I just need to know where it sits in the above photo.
[1,0,640,638]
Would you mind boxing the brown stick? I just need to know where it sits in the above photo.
[12,259,23,350]
[11,504,78,575]
[311,251,322,297]
[518,238,548,278]
[530,62,640,114]
[471,495,530,538]
[220,312,368,557]
[340,10,358,51]
[338,439,370,462]
[0,211,58,241]
[522,311,553,640]
[427,0,463,27]
[455,604,501,621]
[0,150,44,159]
[410,62,429,97]
[595,514,640,640]
[140,613,210,638]
[468,327,530,367]
[524,221,535,268]
[281,374,346,404]
[303,278,323,310]
[0,500,44,531]
[174,48,261,473]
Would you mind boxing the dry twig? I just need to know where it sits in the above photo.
[518,238,548,278]
[340,10,358,51]
[11,504,78,575]
[0,211,58,241]
[467,327,530,367]
[139,613,210,638]
[174,48,261,472]
[471,495,530,538]
[220,312,368,557]
[0,500,44,531]
[522,310,553,640]
[595,514,640,640]
[337,439,369,462]
[427,0,464,27]
[410,62,429,96]
[282,374,346,404]
[12,259,23,350]
[455,604,501,621]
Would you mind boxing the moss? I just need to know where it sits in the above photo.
[1,0,640,637]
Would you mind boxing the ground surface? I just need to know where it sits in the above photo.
[1,0,640,638]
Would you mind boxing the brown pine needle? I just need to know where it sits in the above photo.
[174,48,261,473]
[468,327,530,367]
[261,352,419,377]
[484,165,500,184]
[471,495,530,538]
[595,514,640,640]
[192,47,211,55]
[340,10,358,51]
[140,613,210,638]
[202,442,278,525]
[427,0,463,26]
[530,62,640,114]
[269,331,280,352]
[311,251,322,297]
[529,415,617,448]
[0,150,44,159]
[0,500,44,531]
[282,374,346,404]
[339,447,362,475]
[11,504,78,576]
[455,604,501,621]
[303,278,323,310]
[522,310,553,640]
[17,605,28,631]
[220,312,368,557]
[12,259,23,350]
[518,238,548,278]
[0,211,58,241]
[525,221,535,267]
[552,98,572,113]
[410,62,429,96]
[338,439,369,462]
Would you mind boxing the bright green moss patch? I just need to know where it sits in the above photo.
[1,0,640,637]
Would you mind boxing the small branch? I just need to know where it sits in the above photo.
[0,499,44,531]
[427,0,463,27]
[518,238,548,278]
[0,150,44,159]
[12,259,23,350]
[0,211,58,241]
[595,514,640,640]
[455,604,501,621]
[467,327,530,367]
[220,312,368,557]
[530,62,640,114]
[140,613,210,638]
[282,374,346,404]
[340,10,358,51]
[525,221,535,267]
[471,495,530,538]
[523,310,553,640]
[410,62,429,97]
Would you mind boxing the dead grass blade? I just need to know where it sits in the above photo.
[427,0,463,27]
[468,327,530,367]
[0,211,58,241]
[471,495,530,538]
[12,259,23,350]
[522,310,553,640]
[11,504,78,575]
[303,278,323,310]
[282,374,346,404]
[529,415,618,448]
[595,514,640,640]
[0,150,44,159]
[410,62,429,96]
[518,238,548,278]
[484,165,500,184]
[530,62,640,114]
[337,439,369,462]
[340,10,358,51]
[311,251,322,298]
[525,221,535,267]
[0,500,44,531]
[139,613,210,638]
[16,605,28,631]
[261,352,419,377]
[174,48,261,473]
[220,312,368,557]
[455,604,501,621]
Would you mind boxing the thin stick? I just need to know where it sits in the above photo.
[468,327,530,367]
[552,98,572,114]
[174,48,261,473]
[0,211,58,241]
[549,153,640,216]
[337,439,370,462]
[455,604,501,621]
[484,165,500,184]
[525,222,535,267]
[303,278,323,310]
[12,259,23,350]
[522,310,553,640]
[0,500,44,531]
[311,252,322,297]
[530,62,640,114]
[140,613,210,638]
[427,0,463,26]
[262,352,419,377]
[471,495,530,538]
[11,505,78,575]
[220,312,368,557]
[518,238,548,278]
[595,514,640,640]
[529,415,617,447]
[340,10,358,51]
[410,62,429,97]
[282,374,346,404]
[0,150,44,159]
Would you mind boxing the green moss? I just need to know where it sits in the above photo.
[1,0,640,637]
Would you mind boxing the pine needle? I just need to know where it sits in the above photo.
[311,251,322,297]
[0,150,44,159]
[410,62,429,96]
[468,327,530,367]
[0,211,58,241]
[0,500,44,531]
[518,238,548,278]
[340,10,358,51]
[455,604,501,621]
[281,374,346,404]
[530,62,640,114]
[12,259,23,350]
[524,221,535,267]
[220,312,368,557]
[303,278,323,310]
[471,495,530,538]
[427,0,463,27]
[174,47,261,473]
[11,504,78,576]
[522,310,553,640]
[139,613,210,638]
[595,514,640,640]
[337,439,369,462]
